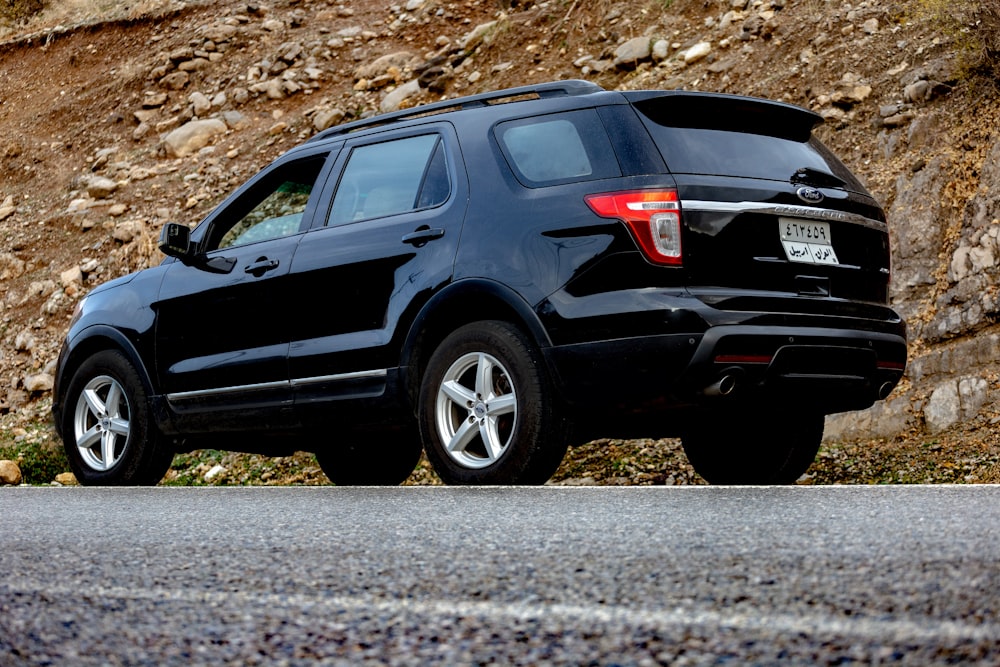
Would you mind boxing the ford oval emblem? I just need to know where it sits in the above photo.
[797,187,824,204]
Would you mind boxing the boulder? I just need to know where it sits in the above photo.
[355,51,414,80]
[55,472,78,486]
[0,195,15,221]
[162,119,227,157]
[0,460,21,485]
[189,91,212,116]
[160,71,190,90]
[683,42,712,64]
[614,37,652,68]
[23,373,54,394]
[85,176,118,199]
[313,108,346,132]
[380,79,421,113]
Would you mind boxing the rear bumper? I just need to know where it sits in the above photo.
[540,292,906,435]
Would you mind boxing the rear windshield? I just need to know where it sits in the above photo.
[633,95,864,191]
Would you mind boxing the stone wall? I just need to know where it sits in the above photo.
[827,98,1000,440]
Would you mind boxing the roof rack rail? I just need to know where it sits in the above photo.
[309,79,605,142]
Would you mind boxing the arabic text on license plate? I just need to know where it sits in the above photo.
[779,218,839,265]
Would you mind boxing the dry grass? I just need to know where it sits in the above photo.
[917,0,1000,82]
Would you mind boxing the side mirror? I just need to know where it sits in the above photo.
[157,222,236,274]
[159,223,192,259]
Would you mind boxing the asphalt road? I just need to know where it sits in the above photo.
[1,486,998,666]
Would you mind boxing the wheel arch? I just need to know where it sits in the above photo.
[399,279,552,406]
[54,326,158,436]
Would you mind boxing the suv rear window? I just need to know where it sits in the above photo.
[633,95,863,191]
[496,110,621,187]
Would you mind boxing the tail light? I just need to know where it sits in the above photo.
[585,189,682,266]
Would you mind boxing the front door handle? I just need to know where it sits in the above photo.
[402,227,445,247]
[245,257,279,277]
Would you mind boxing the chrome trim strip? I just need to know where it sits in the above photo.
[290,369,388,387]
[167,379,289,402]
[166,369,389,401]
[681,200,887,231]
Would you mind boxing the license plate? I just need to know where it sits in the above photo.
[779,218,839,265]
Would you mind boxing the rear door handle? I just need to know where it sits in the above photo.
[402,227,445,247]
[245,257,279,276]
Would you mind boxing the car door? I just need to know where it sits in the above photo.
[284,124,468,422]
[154,148,336,432]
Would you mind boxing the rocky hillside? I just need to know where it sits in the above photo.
[0,0,997,452]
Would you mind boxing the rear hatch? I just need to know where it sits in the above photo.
[624,91,892,310]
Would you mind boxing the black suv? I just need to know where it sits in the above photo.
[52,80,906,486]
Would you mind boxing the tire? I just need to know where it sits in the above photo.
[418,320,569,485]
[60,350,173,486]
[681,405,823,485]
[315,429,422,485]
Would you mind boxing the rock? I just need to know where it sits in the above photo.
[380,79,421,113]
[134,108,158,124]
[178,58,209,72]
[142,92,168,108]
[904,80,931,103]
[221,110,249,130]
[831,83,872,107]
[162,119,227,157]
[461,20,500,51]
[0,194,15,220]
[204,464,226,482]
[113,219,145,243]
[42,291,64,315]
[280,42,303,63]
[0,460,21,485]
[882,110,916,128]
[199,23,238,43]
[54,472,78,485]
[313,107,346,132]
[683,41,712,64]
[14,330,35,352]
[613,37,652,69]
[862,18,878,34]
[249,79,287,99]
[85,176,118,199]
[651,39,670,62]
[168,47,194,64]
[925,381,960,432]
[355,51,414,80]
[60,266,83,288]
[959,376,989,420]
[0,252,25,279]
[189,91,212,116]
[24,373,54,394]
[160,71,190,90]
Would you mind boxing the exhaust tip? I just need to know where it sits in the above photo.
[704,373,738,397]
[878,381,895,400]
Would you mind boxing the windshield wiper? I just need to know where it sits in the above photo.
[791,166,846,189]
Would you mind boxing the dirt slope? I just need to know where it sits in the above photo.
[0,0,997,484]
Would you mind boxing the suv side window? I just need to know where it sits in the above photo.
[208,155,328,251]
[496,109,621,187]
[329,134,449,226]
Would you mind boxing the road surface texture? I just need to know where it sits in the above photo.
[1,486,998,665]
